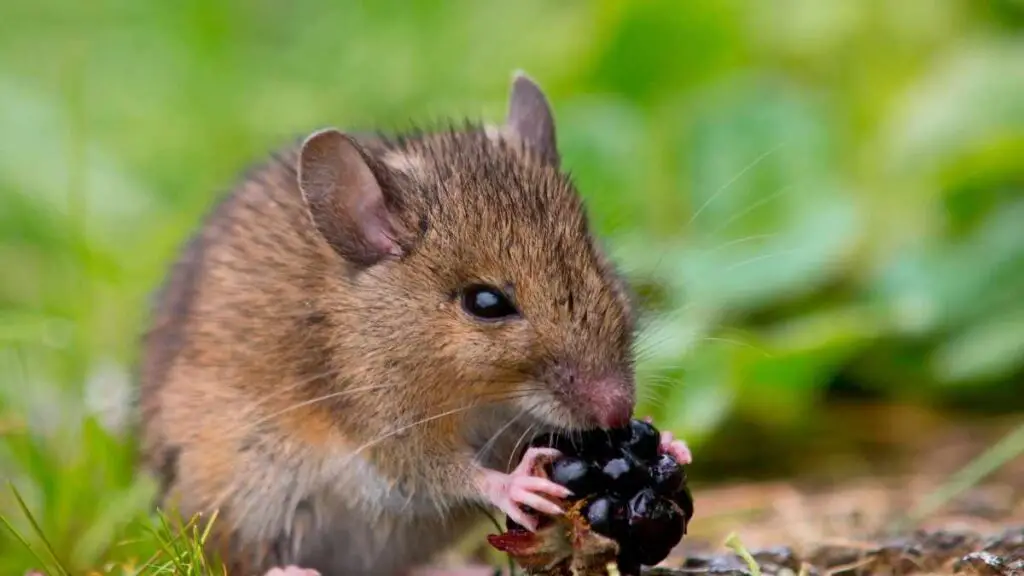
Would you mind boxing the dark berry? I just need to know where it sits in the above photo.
[582,495,629,539]
[626,487,655,519]
[625,489,685,566]
[547,457,600,496]
[600,450,650,495]
[621,419,660,461]
[672,484,695,525]
[615,555,642,576]
[650,453,684,495]
[577,429,618,461]
[505,516,524,532]
[526,432,579,457]
[504,503,543,532]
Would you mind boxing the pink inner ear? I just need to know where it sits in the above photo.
[363,205,401,257]
[298,128,403,264]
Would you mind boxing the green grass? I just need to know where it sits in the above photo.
[3,0,1024,573]
[2,483,223,576]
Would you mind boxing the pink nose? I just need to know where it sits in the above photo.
[586,378,634,429]
[597,400,632,429]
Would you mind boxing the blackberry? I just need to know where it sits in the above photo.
[575,430,618,462]
[499,418,695,572]
[619,419,661,461]
[526,431,579,455]
[599,450,650,495]
[672,484,694,528]
[581,495,629,539]
[650,453,685,495]
[547,456,601,496]
[625,488,686,565]
[525,429,615,461]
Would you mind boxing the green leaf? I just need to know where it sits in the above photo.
[882,37,1024,179]
[558,95,652,237]
[932,306,1024,384]
[870,199,1024,336]
[669,74,860,312]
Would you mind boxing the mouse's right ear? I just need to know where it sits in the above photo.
[297,128,403,267]
[506,71,559,168]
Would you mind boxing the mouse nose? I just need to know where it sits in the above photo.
[586,377,635,429]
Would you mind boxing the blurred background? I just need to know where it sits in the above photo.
[2,0,1023,572]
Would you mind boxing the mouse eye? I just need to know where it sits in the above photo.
[461,284,519,321]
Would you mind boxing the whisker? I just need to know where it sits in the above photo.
[699,336,774,358]
[701,233,779,255]
[474,405,530,463]
[354,405,479,456]
[688,141,787,225]
[506,424,536,473]
[639,379,673,390]
[709,185,794,236]
[723,248,803,272]
[247,384,400,428]
[247,366,391,412]
[352,389,547,458]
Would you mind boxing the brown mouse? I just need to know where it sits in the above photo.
[136,72,691,576]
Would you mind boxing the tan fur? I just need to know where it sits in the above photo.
[381,149,429,179]
[138,79,636,576]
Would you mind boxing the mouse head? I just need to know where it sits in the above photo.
[297,73,636,431]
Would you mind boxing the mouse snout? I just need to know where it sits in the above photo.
[581,376,635,429]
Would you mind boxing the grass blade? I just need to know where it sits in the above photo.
[0,512,57,575]
[724,532,761,576]
[7,481,70,576]
[898,421,1024,531]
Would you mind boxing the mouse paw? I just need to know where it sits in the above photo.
[658,429,692,465]
[264,567,321,576]
[644,415,692,464]
[477,447,570,531]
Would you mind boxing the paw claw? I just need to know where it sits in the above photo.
[479,447,567,531]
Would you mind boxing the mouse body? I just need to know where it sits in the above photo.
[137,73,686,576]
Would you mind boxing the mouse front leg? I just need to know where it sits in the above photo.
[475,446,570,531]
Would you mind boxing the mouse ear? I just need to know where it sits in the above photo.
[505,71,559,168]
[297,128,402,267]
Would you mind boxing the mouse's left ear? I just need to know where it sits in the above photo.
[297,128,404,268]
[506,71,559,168]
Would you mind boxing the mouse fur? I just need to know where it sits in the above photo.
[137,73,638,575]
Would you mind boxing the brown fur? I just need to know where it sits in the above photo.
[138,75,637,576]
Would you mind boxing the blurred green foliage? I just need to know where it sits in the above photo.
[2,0,1023,572]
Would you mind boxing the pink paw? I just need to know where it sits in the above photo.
[477,446,571,531]
[644,415,692,465]
[264,567,321,576]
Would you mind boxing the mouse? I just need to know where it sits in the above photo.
[136,71,691,576]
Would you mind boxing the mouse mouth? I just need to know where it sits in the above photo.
[514,390,600,432]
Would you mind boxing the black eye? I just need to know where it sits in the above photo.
[461,284,519,320]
